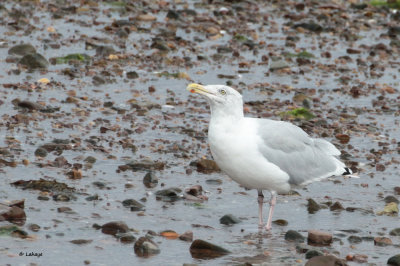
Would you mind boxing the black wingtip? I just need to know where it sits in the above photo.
[342,167,352,175]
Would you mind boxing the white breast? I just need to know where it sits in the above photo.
[208,117,290,193]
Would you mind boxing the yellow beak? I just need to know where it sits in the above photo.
[186,83,210,95]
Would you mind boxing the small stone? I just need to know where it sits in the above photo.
[19,53,49,69]
[155,187,182,202]
[269,59,289,71]
[136,14,157,21]
[189,239,230,259]
[272,219,288,226]
[126,71,139,79]
[308,230,332,246]
[284,230,305,242]
[143,172,158,188]
[394,187,400,195]
[347,235,362,244]
[53,194,70,202]
[305,249,323,259]
[179,231,193,242]
[8,44,36,56]
[192,158,220,173]
[28,224,40,232]
[384,195,399,204]
[389,228,400,236]
[305,255,347,266]
[122,199,145,211]
[330,201,344,211]
[374,236,392,246]
[57,207,73,213]
[307,198,321,214]
[35,147,48,157]
[388,254,400,266]
[115,232,136,243]
[0,205,26,225]
[70,239,93,245]
[101,221,129,236]
[185,185,203,197]
[84,156,96,164]
[134,236,160,257]
[219,214,241,225]
[377,202,399,216]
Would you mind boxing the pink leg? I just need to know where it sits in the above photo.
[265,191,276,231]
[257,190,264,229]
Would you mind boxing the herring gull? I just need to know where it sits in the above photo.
[187,83,352,231]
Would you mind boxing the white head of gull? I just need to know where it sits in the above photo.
[187,83,352,231]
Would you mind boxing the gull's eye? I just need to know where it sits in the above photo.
[219,89,226,95]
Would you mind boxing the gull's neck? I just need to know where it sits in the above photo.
[209,102,244,126]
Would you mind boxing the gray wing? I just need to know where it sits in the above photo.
[254,118,343,185]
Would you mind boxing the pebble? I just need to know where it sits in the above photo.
[19,53,49,69]
[134,236,160,257]
[307,198,321,213]
[155,187,182,202]
[189,239,230,259]
[305,249,323,259]
[390,228,400,236]
[374,236,392,246]
[272,219,288,226]
[269,59,290,71]
[385,195,399,204]
[0,205,26,225]
[8,44,36,56]
[101,221,129,236]
[377,202,399,216]
[388,254,400,266]
[122,199,145,211]
[192,158,220,173]
[219,214,241,225]
[305,255,347,266]
[115,232,136,243]
[179,231,193,242]
[330,201,344,211]
[347,235,362,244]
[285,230,305,242]
[143,172,158,188]
[308,230,332,246]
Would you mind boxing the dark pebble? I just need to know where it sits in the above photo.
[330,201,344,211]
[143,172,158,188]
[115,232,136,243]
[134,236,160,257]
[70,239,93,245]
[307,198,321,214]
[305,255,347,266]
[19,53,49,69]
[8,44,36,56]
[191,158,220,173]
[34,147,48,157]
[101,221,129,236]
[348,235,362,244]
[284,230,305,242]
[53,194,70,202]
[219,214,241,225]
[155,187,182,202]
[126,71,139,79]
[388,254,400,266]
[390,228,400,236]
[189,239,230,259]
[179,231,193,242]
[273,219,288,226]
[384,195,399,204]
[305,249,323,259]
[122,199,145,211]
[28,223,40,232]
